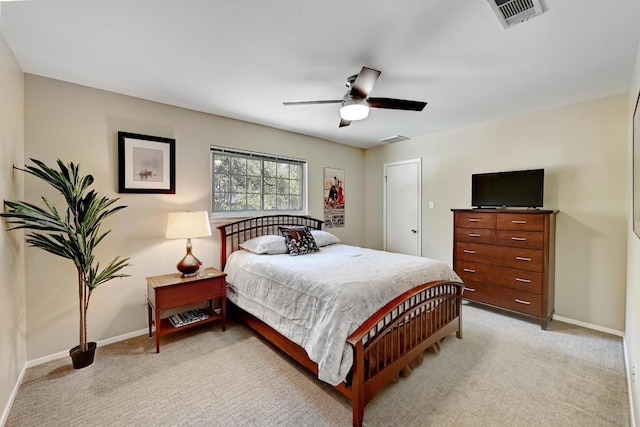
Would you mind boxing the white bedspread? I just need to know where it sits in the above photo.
[224,244,461,385]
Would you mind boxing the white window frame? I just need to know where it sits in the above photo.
[210,146,308,218]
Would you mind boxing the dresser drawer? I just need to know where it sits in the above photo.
[455,242,489,262]
[496,246,544,272]
[455,227,496,244]
[455,260,542,294]
[496,230,544,249]
[462,280,542,317]
[497,214,544,231]
[455,212,496,229]
[455,242,543,272]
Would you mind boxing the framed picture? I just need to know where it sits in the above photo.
[633,92,640,238]
[323,167,345,227]
[118,132,175,194]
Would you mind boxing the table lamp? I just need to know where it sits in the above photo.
[165,211,212,277]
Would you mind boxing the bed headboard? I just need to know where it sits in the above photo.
[217,215,324,269]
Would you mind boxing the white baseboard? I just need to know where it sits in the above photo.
[553,315,624,337]
[1,363,26,427]
[95,328,149,348]
[25,328,148,369]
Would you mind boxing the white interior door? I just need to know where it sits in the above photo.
[383,158,421,256]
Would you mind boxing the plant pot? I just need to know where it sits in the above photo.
[69,342,97,369]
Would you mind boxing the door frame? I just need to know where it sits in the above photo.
[383,158,422,256]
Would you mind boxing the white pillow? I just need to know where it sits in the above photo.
[311,230,340,247]
[239,235,287,255]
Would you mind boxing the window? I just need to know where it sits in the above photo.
[211,146,306,215]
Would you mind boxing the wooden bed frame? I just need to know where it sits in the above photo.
[217,214,464,427]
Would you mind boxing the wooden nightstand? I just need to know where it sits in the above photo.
[147,267,227,353]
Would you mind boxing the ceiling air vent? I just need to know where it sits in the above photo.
[488,0,544,29]
[379,135,410,144]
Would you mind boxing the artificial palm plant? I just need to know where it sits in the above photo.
[1,158,130,368]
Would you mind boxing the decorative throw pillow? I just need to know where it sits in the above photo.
[279,226,320,256]
[239,235,287,255]
[310,230,340,247]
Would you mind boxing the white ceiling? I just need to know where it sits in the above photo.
[1,0,640,149]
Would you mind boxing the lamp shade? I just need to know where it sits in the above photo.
[165,211,211,239]
[165,211,211,277]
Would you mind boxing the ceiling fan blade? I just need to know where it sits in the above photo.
[350,67,381,99]
[283,100,342,106]
[339,118,351,128]
[367,97,427,111]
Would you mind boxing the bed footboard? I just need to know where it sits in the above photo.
[347,280,464,427]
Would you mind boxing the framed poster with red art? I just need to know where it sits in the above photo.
[324,167,345,227]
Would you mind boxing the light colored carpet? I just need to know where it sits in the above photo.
[6,303,629,427]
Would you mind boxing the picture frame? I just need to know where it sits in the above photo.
[634,92,640,238]
[118,132,175,194]
[323,167,345,228]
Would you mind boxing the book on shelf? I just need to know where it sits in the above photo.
[168,309,209,328]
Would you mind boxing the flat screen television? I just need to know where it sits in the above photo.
[472,169,544,208]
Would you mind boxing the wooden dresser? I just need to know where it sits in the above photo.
[451,209,557,329]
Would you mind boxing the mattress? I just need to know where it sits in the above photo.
[224,243,461,385]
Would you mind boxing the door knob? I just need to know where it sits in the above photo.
[411,229,417,233]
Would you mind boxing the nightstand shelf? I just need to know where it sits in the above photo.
[158,307,222,334]
[147,267,227,353]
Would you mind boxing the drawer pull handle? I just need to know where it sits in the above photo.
[515,277,531,283]
[468,233,481,237]
[463,250,476,254]
[516,256,532,262]
[468,218,481,222]
[511,220,527,224]
[515,299,531,305]
[464,287,475,292]
[463,268,476,273]
[511,237,526,241]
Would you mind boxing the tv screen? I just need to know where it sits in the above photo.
[472,169,544,208]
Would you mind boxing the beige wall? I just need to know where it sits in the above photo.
[23,74,365,360]
[0,30,26,423]
[365,94,628,332]
[625,42,640,426]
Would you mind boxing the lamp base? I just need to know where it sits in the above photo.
[176,239,202,277]
[180,271,199,278]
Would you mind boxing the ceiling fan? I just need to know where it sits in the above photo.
[283,66,427,128]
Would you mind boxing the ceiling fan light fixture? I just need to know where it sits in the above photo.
[340,102,369,121]
[283,67,427,127]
